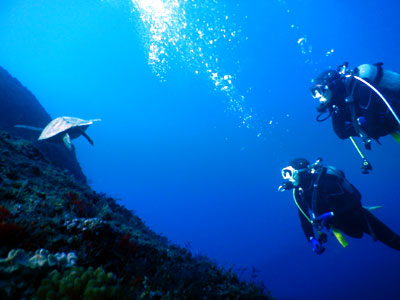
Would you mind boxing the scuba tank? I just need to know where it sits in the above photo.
[356,63,400,96]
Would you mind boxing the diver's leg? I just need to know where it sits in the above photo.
[364,209,400,251]
[334,210,364,238]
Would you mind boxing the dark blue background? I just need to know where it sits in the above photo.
[1,1,400,299]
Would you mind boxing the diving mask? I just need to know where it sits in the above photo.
[281,166,300,186]
[310,84,330,104]
[281,166,309,187]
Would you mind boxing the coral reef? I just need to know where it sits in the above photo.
[0,248,77,272]
[34,266,120,300]
[0,130,275,299]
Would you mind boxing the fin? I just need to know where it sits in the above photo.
[391,131,400,144]
[62,133,72,150]
[332,227,349,248]
[363,205,383,211]
[14,125,43,131]
[81,131,94,146]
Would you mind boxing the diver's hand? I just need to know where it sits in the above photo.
[361,159,372,174]
[310,237,325,255]
[278,181,294,192]
[313,211,334,229]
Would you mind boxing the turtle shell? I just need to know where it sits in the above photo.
[38,116,99,141]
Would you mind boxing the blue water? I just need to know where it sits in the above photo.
[1,1,400,299]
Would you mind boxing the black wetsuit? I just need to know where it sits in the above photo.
[330,75,400,142]
[295,166,400,251]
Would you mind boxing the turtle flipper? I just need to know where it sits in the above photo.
[14,125,44,132]
[81,131,94,146]
[62,133,72,150]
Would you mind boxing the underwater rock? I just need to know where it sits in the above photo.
[0,66,86,183]
[0,67,50,134]
[0,131,276,299]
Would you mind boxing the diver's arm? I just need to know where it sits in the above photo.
[293,189,315,240]
[354,83,383,138]
[331,111,356,139]
[297,200,314,241]
[298,211,314,240]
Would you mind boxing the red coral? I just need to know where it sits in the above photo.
[0,206,10,221]
[67,191,79,202]
[118,233,137,256]
[0,206,25,247]
[66,192,93,217]
[131,276,144,288]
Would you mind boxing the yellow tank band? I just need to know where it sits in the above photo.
[332,227,349,248]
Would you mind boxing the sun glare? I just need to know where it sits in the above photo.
[134,0,171,16]
[130,0,257,131]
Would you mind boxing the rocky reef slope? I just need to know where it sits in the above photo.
[0,130,275,299]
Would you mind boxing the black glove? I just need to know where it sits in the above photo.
[278,181,294,192]
[310,237,325,255]
[361,159,372,174]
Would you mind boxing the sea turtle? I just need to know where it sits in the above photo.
[38,116,101,150]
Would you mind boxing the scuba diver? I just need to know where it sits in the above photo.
[278,158,400,254]
[310,62,400,173]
